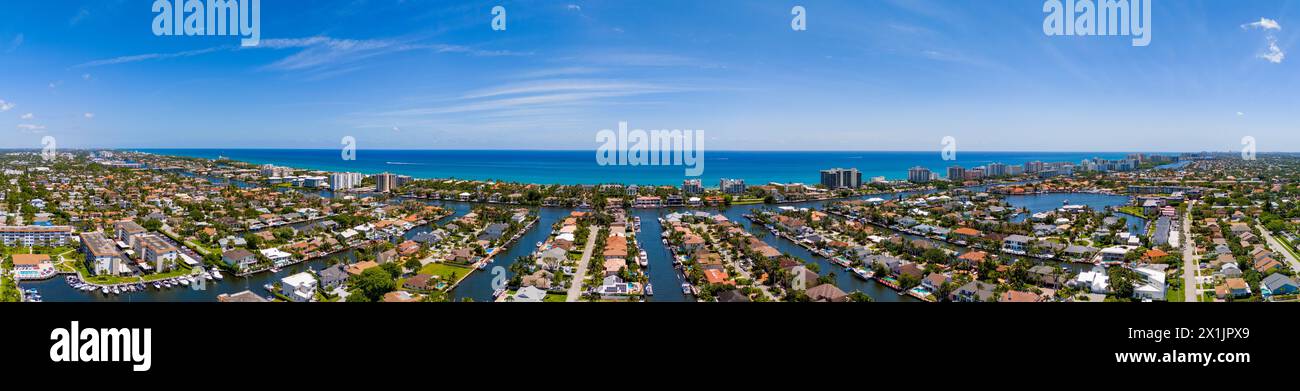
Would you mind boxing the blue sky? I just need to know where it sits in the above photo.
[0,0,1297,151]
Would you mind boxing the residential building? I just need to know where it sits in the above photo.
[329,172,363,190]
[375,173,398,193]
[1002,234,1031,254]
[114,220,148,247]
[820,168,862,189]
[222,248,258,271]
[907,166,932,184]
[80,232,125,276]
[946,166,965,181]
[0,225,73,247]
[719,178,747,194]
[280,272,317,302]
[260,248,294,268]
[135,234,179,272]
[682,179,703,194]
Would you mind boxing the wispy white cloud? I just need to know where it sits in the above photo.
[74,35,530,80]
[73,47,226,68]
[84,112,95,119]
[1260,36,1285,63]
[1243,17,1282,31]
[20,113,34,120]
[1243,17,1284,63]
[17,124,45,132]
[0,100,13,111]
[376,79,689,117]
[69,7,90,26]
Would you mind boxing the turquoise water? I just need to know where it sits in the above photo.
[136,149,1131,186]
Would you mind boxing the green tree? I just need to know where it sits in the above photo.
[352,268,396,301]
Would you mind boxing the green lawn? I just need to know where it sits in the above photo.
[419,262,474,283]
[543,293,567,302]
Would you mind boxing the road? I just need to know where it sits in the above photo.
[1260,226,1300,272]
[565,231,599,302]
[1181,202,1198,302]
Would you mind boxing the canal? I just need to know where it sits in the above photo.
[25,179,1133,302]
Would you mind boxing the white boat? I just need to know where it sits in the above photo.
[211,269,224,280]
[851,268,875,280]
[645,283,654,296]
[681,283,692,295]
[101,286,109,295]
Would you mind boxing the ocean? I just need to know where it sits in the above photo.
[135,149,1131,186]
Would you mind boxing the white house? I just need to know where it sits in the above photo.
[1133,267,1166,301]
[280,272,317,302]
[260,248,294,267]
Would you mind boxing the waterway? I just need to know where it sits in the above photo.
[22,181,1133,302]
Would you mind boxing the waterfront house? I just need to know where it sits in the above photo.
[952,281,997,302]
[898,262,924,280]
[537,248,568,271]
[377,249,398,265]
[1063,245,1098,260]
[403,274,434,291]
[951,227,982,241]
[921,273,949,292]
[446,248,475,264]
[222,248,258,271]
[260,248,294,268]
[807,284,849,302]
[382,291,421,302]
[345,260,379,276]
[1002,235,1031,254]
[703,269,734,286]
[717,289,751,302]
[217,290,270,303]
[1072,267,1110,294]
[319,264,348,289]
[998,290,1042,303]
[1028,265,1063,286]
[512,286,547,302]
[956,251,988,268]
[281,272,317,302]
[521,270,553,289]
[1098,246,1135,263]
